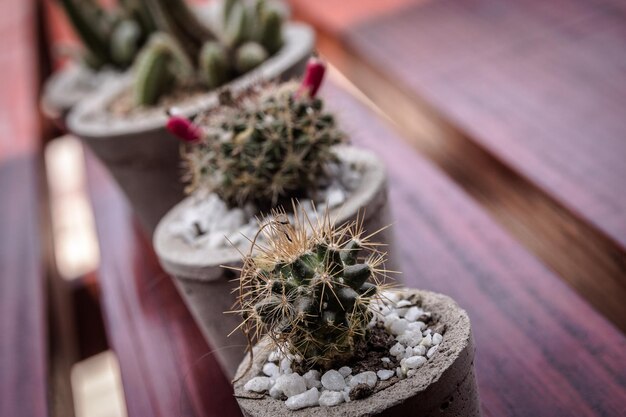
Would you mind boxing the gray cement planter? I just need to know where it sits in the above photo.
[234,289,481,417]
[67,23,315,234]
[153,147,397,379]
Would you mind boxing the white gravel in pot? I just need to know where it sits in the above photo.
[242,291,446,410]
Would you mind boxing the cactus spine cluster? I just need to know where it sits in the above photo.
[235,206,387,370]
[59,0,154,69]
[181,79,344,207]
[134,0,285,106]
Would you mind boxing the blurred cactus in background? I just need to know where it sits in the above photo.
[134,0,285,106]
[59,0,155,69]
[235,206,387,369]
[179,76,344,208]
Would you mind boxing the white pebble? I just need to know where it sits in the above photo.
[321,370,346,391]
[343,391,351,403]
[404,306,423,322]
[381,357,391,364]
[420,334,433,348]
[396,367,405,379]
[262,362,279,377]
[404,346,414,358]
[413,345,426,356]
[319,390,344,407]
[397,330,422,347]
[302,370,321,389]
[244,376,271,393]
[274,373,307,398]
[427,345,439,359]
[383,313,400,328]
[408,321,426,332]
[285,388,320,410]
[433,333,443,345]
[349,371,377,388]
[377,369,395,381]
[389,342,405,357]
[338,366,352,377]
[268,350,281,362]
[280,357,293,374]
[423,329,432,336]
[389,318,409,335]
[404,356,427,369]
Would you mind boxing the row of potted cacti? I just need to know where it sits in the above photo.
[44,1,481,415]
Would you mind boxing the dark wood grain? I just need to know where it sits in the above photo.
[345,0,626,253]
[0,156,48,417]
[320,81,626,417]
[294,0,626,331]
[83,149,241,417]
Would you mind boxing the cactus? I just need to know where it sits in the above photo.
[131,0,285,106]
[235,206,387,370]
[180,78,345,206]
[59,0,153,70]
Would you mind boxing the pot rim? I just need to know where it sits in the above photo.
[153,146,388,282]
[67,23,315,140]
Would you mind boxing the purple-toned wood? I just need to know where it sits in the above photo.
[0,156,48,417]
[84,151,241,417]
[320,82,626,417]
[345,0,626,250]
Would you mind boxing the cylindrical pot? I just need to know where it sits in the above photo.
[153,147,398,379]
[234,289,481,417]
[68,23,315,234]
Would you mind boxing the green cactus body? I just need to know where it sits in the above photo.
[59,0,112,68]
[183,82,345,206]
[237,208,386,369]
[257,7,283,55]
[110,19,142,68]
[199,42,230,89]
[235,42,268,74]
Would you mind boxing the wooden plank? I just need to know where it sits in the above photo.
[84,150,241,417]
[0,156,48,417]
[345,0,626,250]
[321,80,626,416]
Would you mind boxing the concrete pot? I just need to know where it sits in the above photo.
[67,23,315,234]
[153,147,397,379]
[234,289,481,417]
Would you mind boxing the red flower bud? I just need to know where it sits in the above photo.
[296,57,326,99]
[166,115,202,144]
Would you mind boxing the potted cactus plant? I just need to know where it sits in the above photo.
[153,60,396,379]
[67,0,313,233]
[231,208,481,416]
[41,0,157,125]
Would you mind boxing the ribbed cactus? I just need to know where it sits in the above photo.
[59,0,153,70]
[181,79,344,206]
[236,206,387,369]
[132,0,285,105]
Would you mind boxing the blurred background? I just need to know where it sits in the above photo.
[1,0,625,416]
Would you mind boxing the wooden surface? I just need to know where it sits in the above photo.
[84,149,241,417]
[294,0,626,332]
[78,79,626,416]
[0,156,48,417]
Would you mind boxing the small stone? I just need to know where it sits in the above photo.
[285,388,320,410]
[274,373,306,398]
[423,329,432,336]
[280,357,293,374]
[404,306,423,322]
[389,342,405,357]
[404,346,414,358]
[389,318,409,335]
[263,362,279,377]
[408,321,426,332]
[349,383,374,400]
[319,390,344,407]
[343,391,351,403]
[420,334,433,348]
[303,370,321,389]
[349,371,377,388]
[427,345,439,358]
[405,356,427,369]
[268,350,281,362]
[396,367,405,379]
[377,369,395,381]
[383,313,400,328]
[397,330,422,347]
[269,385,284,399]
[321,370,346,390]
[433,333,443,345]
[381,357,391,364]
[413,345,426,356]
[338,366,352,377]
[244,376,271,393]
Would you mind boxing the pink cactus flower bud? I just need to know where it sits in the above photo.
[166,115,202,144]
[296,57,326,99]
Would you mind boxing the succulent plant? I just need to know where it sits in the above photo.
[59,0,154,70]
[178,63,344,207]
[133,0,285,106]
[234,206,387,370]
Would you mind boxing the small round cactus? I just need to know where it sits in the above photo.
[182,79,345,206]
[235,206,388,370]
